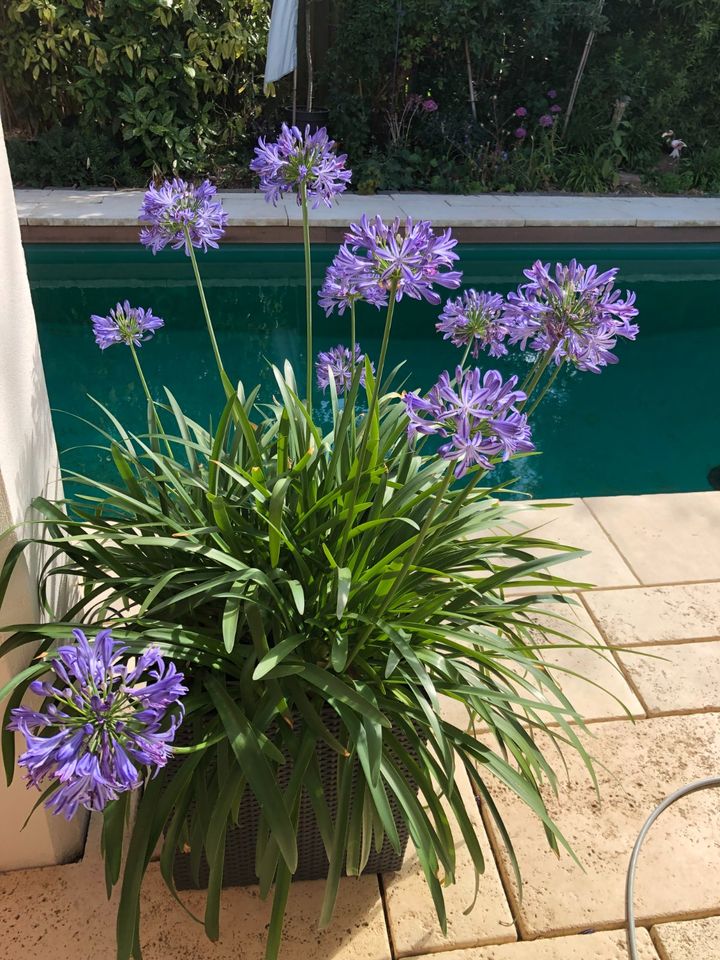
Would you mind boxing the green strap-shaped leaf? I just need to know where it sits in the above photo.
[335,566,351,620]
[205,675,298,873]
[268,477,291,567]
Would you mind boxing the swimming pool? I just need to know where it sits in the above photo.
[25,242,720,500]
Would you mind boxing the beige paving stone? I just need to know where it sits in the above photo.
[583,493,720,585]
[481,714,720,938]
[527,601,644,722]
[411,928,659,959]
[440,599,643,727]
[497,500,638,590]
[0,858,391,960]
[383,766,515,957]
[651,915,720,959]
[617,640,720,715]
[584,583,720,647]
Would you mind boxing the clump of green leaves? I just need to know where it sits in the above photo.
[0,0,268,175]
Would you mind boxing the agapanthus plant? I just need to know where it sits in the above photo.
[0,125,640,960]
[436,289,507,359]
[250,123,351,208]
[316,344,373,393]
[8,629,185,819]
[405,367,533,477]
[91,301,164,350]
[139,178,228,255]
[504,258,639,372]
[343,214,462,305]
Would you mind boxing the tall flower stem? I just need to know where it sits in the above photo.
[525,361,563,417]
[300,182,313,416]
[184,226,234,400]
[350,301,357,372]
[338,283,398,564]
[129,344,171,455]
[519,350,553,407]
[129,343,154,411]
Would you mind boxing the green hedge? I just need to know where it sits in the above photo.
[3,0,719,192]
[1,0,270,184]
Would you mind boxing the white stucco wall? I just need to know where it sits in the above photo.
[0,118,88,868]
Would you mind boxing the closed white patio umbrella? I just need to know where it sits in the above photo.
[264,0,299,91]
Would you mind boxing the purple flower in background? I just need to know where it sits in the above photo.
[550,104,562,114]
[514,106,528,117]
[422,99,439,112]
[316,343,374,393]
[342,215,462,305]
[8,629,186,819]
[437,290,508,358]
[91,301,164,350]
[503,259,640,372]
[404,367,533,477]
[318,245,389,316]
[250,124,351,208]
[514,127,527,140]
[538,114,555,128]
[139,178,228,255]
[547,89,557,100]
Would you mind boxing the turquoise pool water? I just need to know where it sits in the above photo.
[25,242,720,499]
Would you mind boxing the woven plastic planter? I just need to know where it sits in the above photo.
[173,710,413,890]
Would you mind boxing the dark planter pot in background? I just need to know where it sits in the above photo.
[286,107,329,131]
[173,710,414,889]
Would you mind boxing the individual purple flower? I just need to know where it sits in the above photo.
[503,259,639,372]
[316,343,374,394]
[514,127,527,140]
[538,114,555,128]
[8,629,186,819]
[550,104,562,114]
[404,366,533,477]
[514,106,528,117]
[341,215,462,306]
[422,99,438,112]
[250,124,351,208]
[139,178,228,255]
[436,290,508,358]
[91,301,164,350]
[547,89,557,100]
[318,245,389,316]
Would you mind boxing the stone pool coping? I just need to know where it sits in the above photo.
[2,490,720,960]
[15,189,720,243]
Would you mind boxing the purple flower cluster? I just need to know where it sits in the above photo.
[139,178,228,255]
[250,124,351,208]
[91,301,164,350]
[538,114,555,128]
[318,245,389,316]
[436,290,507,358]
[8,629,186,819]
[404,367,533,477]
[316,344,374,394]
[503,259,640,372]
[335,215,462,306]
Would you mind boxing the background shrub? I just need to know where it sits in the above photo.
[2,0,719,192]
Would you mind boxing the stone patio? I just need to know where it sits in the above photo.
[1,491,719,959]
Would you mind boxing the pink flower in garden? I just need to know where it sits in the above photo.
[422,99,438,112]
[514,127,527,139]
[514,106,528,117]
[547,89,557,100]
[550,104,562,114]
[538,114,554,128]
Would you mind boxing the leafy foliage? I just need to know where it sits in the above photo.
[3,0,719,191]
[0,332,608,957]
[0,0,269,175]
